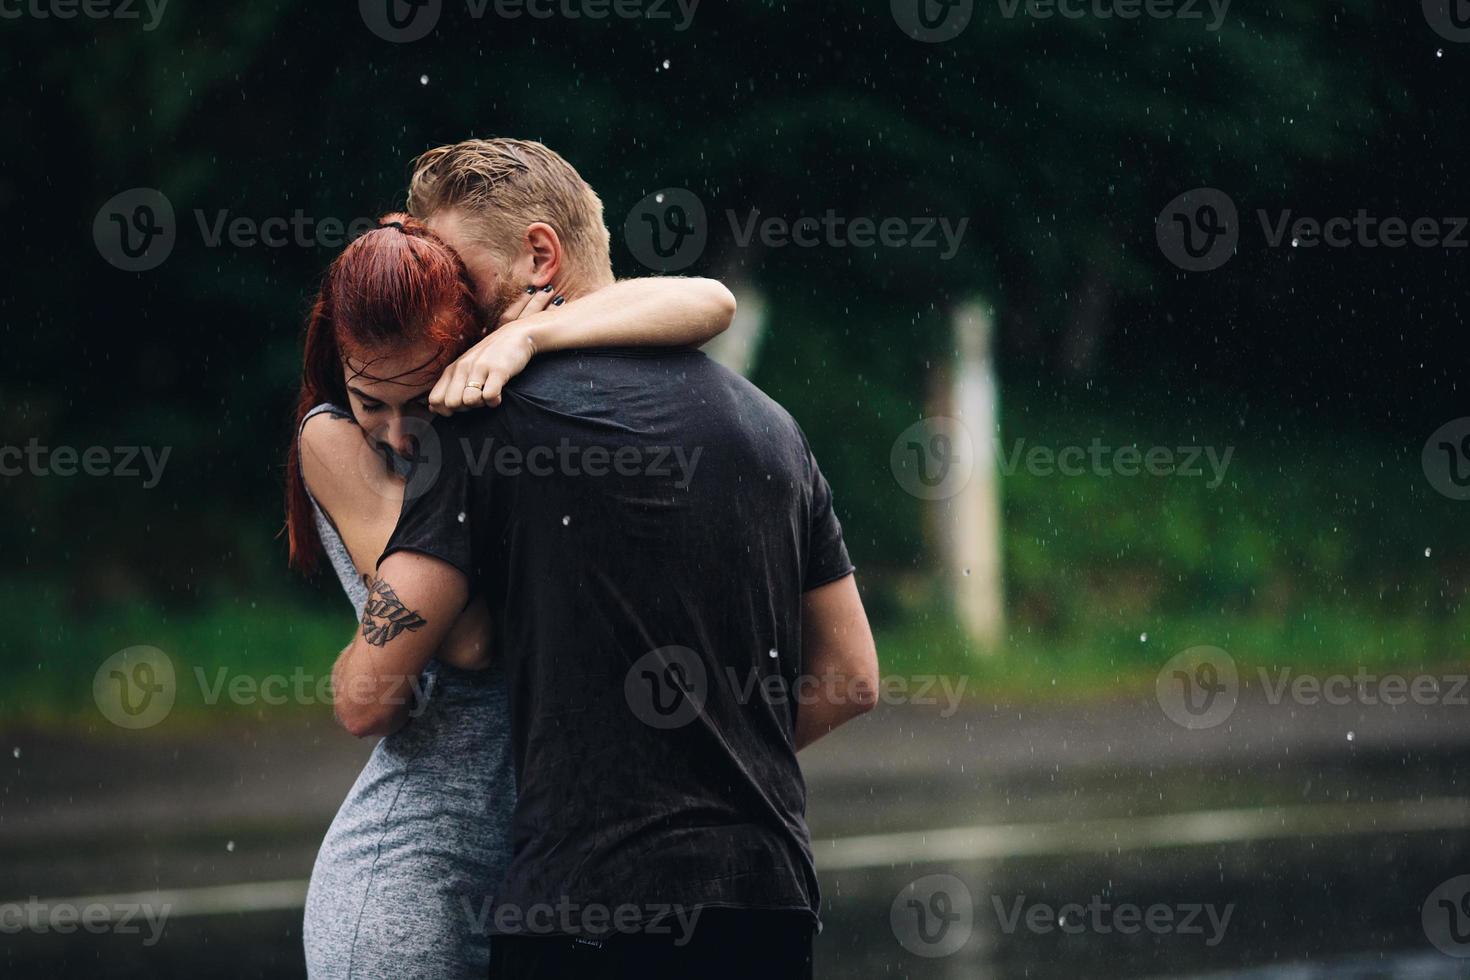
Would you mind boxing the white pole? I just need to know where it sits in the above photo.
[702,278,767,378]
[946,299,1004,653]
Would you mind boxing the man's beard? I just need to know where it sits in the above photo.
[480,275,526,331]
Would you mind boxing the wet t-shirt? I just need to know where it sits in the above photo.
[383,348,853,935]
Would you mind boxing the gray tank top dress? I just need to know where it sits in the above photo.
[299,403,515,980]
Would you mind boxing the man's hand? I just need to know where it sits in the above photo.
[332,550,468,736]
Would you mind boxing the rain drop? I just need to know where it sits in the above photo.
[10,747,18,759]
[561,515,571,526]
[226,840,236,852]
[662,59,671,69]
[1345,731,1355,742]
[457,511,466,524]
[1437,48,1444,58]
[1424,547,1432,557]
[419,74,430,86]
[768,648,779,659]
[1290,237,1300,247]
[1139,633,1148,643]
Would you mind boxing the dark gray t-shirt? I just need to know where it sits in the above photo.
[383,348,853,935]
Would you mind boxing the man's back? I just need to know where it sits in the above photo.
[386,348,853,933]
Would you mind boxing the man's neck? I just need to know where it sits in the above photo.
[556,267,615,303]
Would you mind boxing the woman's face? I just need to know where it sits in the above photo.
[340,337,445,459]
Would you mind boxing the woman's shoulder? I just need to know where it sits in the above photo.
[298,407,390,515]
[300,407,365,480]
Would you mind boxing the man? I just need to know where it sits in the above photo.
[332,138,879,979]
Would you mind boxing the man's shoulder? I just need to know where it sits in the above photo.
[502,347,806,446]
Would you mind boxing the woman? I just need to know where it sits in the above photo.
[285,213,735,979]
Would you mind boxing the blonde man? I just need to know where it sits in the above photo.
[335,138,878,979]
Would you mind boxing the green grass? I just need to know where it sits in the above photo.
[5,577,1465,726]
[876,598,1470,704]
[2,584,348,725]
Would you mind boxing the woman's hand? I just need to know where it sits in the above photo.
[429,289,555,417]
[428,323,539,415]
[428,285,560,416]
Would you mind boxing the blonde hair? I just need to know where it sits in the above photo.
[406,138,612,281]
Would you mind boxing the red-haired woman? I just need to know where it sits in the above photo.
[287,214,735,979]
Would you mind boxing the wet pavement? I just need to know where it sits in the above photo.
[3,688,1469,977]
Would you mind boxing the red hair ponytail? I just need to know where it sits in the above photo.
[284,213,481,573]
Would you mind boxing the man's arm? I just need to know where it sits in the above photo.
[331,550,469,737]
[796,574,879,750]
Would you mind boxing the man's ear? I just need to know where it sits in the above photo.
[523,222,564,289]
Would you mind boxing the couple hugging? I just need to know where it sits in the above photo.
[285,137,878,979]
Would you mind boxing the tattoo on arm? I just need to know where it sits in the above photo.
[360,576,428,646]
